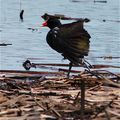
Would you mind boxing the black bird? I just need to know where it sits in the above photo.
[42,18,91,78]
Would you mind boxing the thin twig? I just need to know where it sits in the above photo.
[92,96,118,119]
[73,91,80,104]
[80,79,85,120]
[104,110,111,120]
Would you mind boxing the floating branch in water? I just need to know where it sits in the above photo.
[41,13,90,22]
[70,0,107,3]
[94,18,120,23]
[22,60,120,72]
[94,0,107,3]
[41,13,120,23]
[71,0,80,2]
[92,64,120,69]
[96,56,120,59]
[22,60,81,73]
[0,43,12,46]
[102,19,120,23]
[92,70,120,80]
[27,28,38,32]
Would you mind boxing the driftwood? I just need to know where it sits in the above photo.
[94,0,107,3]
[41,13,120,23]
[0,70,64,76]
[70,0,107,3]
[41,13,90,22]
[0,43,12,46]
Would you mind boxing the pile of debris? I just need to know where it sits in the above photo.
[0,69,120,120]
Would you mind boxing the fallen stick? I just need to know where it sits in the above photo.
[46,103,62,118]
[0,108,20,116]
[73,91,80,104]
[0,70,64,75]
[87,84,101,91]
[96,56,120,59]
[102,77,120,88]
[33,97,47,111]
[85,70,120,88]
[92,65,120,69]
[107,110,120,117]
[94,0,107,3]
[41,13,120,23]
[22,60,120,71]
[33,96,61,118]
[0,43,12,46]
[92,70,120,81]
[71,0,107,3]
[0,94,26,107]
[17,90,71,97]
[30,87,62,118]
[0,90,15,95]
[41,13,90,22]
[104,109,111,120]
[22,60,81,73]
[92,96,118,119]
[80,79,85,120]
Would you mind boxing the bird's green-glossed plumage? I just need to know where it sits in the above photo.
[43,18,91,78]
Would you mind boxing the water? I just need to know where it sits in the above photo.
[0,0,120,73]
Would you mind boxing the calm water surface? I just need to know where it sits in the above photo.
[0,0,120,73]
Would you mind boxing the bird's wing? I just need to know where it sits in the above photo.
[59,20,91,38]
[57,20,91,64]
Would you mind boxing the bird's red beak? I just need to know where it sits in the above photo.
[42,20,48,27]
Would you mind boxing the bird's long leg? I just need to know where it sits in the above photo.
[67,62,73,78]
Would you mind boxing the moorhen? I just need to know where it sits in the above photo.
[42,18,91,78]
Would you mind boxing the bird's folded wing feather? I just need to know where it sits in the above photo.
[56,20,91,62]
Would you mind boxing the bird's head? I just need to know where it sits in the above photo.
[42,18,61,29]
